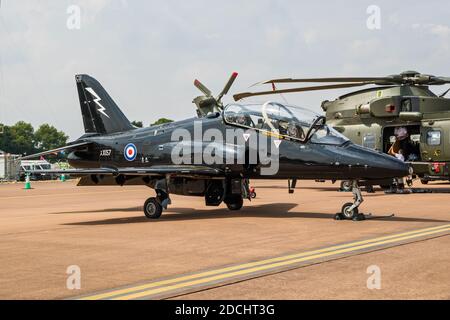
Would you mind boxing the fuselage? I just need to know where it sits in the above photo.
[68,110,409,181]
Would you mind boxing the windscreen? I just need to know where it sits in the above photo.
[309,125,349,145]
[224,102,349,145]
[224,102,316,141]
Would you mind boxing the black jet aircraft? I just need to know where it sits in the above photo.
[23,73,409,221]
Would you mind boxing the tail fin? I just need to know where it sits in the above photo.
[76,74,134,134]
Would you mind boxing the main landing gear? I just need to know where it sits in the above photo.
[142,178,248,219]
[144,197,162,219]
[224,194,244,211]
[143,189,170,219]
[335,180,366,221]
[143,179,171,219]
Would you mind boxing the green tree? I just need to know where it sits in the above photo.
[151,118,174,126]
[131,121,143,128]
[0,123,13,153]
[34,124,68,152]
[9,121,35,155]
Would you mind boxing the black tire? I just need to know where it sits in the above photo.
[341,202,359,220]
[225,196,244,211]
[420,179,429,185]
[144,197,162,219]
[250,192,256,199]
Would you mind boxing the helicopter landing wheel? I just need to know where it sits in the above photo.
[144,197,162,219]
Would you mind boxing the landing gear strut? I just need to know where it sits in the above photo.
[335,180,366,221]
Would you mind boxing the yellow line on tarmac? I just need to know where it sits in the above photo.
[80,224,450,300]
[116,226,450,300]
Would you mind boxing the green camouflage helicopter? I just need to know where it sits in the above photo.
[234,71,450,189]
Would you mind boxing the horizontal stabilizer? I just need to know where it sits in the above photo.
[19,141,92,160]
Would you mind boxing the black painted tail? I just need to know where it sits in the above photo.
[76,74,134,134]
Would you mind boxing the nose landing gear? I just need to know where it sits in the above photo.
[335,180,366,221]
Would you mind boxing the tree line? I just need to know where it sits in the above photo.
[0,118,174,156]
[0,122,68,156]
[131,118,173,128]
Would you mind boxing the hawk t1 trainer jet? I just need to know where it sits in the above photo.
[23,73,409,221]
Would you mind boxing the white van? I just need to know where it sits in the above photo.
[19,160,56,181]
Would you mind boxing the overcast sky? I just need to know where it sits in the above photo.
[1,0,450,139]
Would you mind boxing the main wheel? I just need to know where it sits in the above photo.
[225,196,243,211]
[250,192,256,199]
[420,179,429,185]
[144,197,162,219]
[341,202,359,220]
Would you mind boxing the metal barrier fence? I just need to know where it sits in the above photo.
[0,153,21,181]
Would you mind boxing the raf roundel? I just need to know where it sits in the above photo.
[124,143,137,161]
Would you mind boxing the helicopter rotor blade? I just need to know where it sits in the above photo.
[253,77,393,86]
[430,77,450,85]
[194,79,212,97]
[251,71,450,89]
[234,82,372,101]
[217,72,238,102]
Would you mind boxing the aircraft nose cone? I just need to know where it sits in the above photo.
[372,153,410,178]
[340,144,410,179]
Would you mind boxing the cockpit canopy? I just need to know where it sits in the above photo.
[223,102,349,146]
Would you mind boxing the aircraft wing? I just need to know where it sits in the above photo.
[19,141,93,160]
[26,165,223,177]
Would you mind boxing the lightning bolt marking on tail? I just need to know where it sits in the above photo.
[86,87,110,118]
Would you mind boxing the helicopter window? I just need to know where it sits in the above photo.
[362,133,376,149]
[401,99,412,112]
[427,130,441,146]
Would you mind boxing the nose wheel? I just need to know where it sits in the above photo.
[335,181,366,221]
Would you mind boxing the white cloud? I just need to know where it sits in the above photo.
[411,23,450,37]
[303,30,317,46]
[265,26,287,48]
[429,24,450,37]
